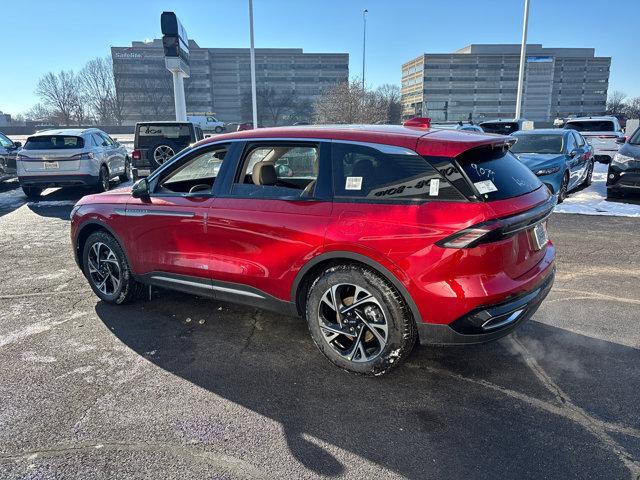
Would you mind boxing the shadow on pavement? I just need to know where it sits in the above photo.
[95,292,639,479]
[0,180,24,218]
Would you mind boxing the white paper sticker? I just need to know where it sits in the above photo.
[429,178,440,196]
[474,180,498,194]
[345,176,363,190]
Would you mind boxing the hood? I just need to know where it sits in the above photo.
[513,153,566,170]
[76,186,132,206]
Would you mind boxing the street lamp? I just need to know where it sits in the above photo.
[515,0,530,119]
[248,0,258,128]
[362,9,368,91]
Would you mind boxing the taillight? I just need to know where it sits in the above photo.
[132,149,142,160]
[70,152,94,160]
[437,221,503,248]
[437,196,556,249]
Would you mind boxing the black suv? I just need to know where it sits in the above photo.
[607,127,640,198]
[131,122,204,176]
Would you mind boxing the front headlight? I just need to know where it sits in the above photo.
[612,153,635,166]
[534,166,560,176]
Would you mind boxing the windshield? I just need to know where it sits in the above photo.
[511,134,565,154]
[565,120,615,132]
[24,135,84,150]
[480,122,519,135]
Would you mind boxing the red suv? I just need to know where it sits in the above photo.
[71,121,555,375]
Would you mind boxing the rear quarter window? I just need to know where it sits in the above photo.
[457,146,542,201]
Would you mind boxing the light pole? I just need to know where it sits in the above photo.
[515,0,530,119]
[248,0,258,128]
[362,9,368,90]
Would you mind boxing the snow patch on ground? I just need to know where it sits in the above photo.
[554,162,640,218]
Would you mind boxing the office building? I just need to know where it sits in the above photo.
[401,44,610,122]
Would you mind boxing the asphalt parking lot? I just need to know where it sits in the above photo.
[0,180,639,479]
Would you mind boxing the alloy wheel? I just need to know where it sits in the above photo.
[317,283,388,363]
[87,242,121,296]
[153,145,175,165]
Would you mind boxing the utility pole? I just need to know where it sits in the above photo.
[515,0,530,119]
[362,9,368,90]
[248,0,258,127]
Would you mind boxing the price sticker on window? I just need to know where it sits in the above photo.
[345,176,363,190]
[474,180,498,194]
[429,179,440,196]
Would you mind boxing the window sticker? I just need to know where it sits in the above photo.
[345,176,363,190]
[429,178,440,196]
[474,180,498,194]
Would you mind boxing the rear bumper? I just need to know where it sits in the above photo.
[19,174,99,188]
[417,266,555,345]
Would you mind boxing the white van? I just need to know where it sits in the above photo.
[186,114,225,133]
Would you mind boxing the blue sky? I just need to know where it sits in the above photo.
[2,0,638,115]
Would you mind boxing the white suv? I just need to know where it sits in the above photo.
[16,128,130,198]
[564,116,625,163]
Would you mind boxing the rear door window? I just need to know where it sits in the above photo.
[24,135,84,150]
[565,120,615,132]
[332,142,464,202]
[457,146,542,201]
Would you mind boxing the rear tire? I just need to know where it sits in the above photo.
[557,172,569,203]
[96,166,110,193]
[82,231,143,304]
[583,160,594,187]
[305,264,417,376]
[118,157,132,182]
[147,141,178,169]
[22,186,42,199]
[214,126,224,134]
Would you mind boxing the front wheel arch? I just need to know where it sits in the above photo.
[292,252,423,324]
[75,221,133,275]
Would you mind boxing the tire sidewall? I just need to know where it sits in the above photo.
[306,265,413,375]
[82,231,133,304]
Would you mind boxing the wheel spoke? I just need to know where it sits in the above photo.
[347,327,365,361]
[320,323,356,338]
[355,311,388,350]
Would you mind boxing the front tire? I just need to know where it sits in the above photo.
[22,186,42,199]
[82,231,142,304]
[214,126,224,134]
[306,264,417,376]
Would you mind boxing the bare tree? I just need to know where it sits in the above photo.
[35,70,79,125]
[314,78,392,125]
[24,103,56,124]
[625,97,640,119]
[79,57,115,124]
[606,90,627,116]
[136,73,174,119]
[376,84,402,124]
[111,65,129,126]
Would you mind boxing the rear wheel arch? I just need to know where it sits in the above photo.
[291,251,422,324]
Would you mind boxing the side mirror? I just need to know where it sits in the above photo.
[569,150,577,158]
[13,141,22,148]
[131,178,150,198]
[615,136,626,144]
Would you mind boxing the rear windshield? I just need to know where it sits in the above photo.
[511,134,564,154]
[457,146,541,201]
[565,120,614,132]
[629,128,640,146]
[24,135,84,150]
[136,124,192,148]
[480,122,519,135]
